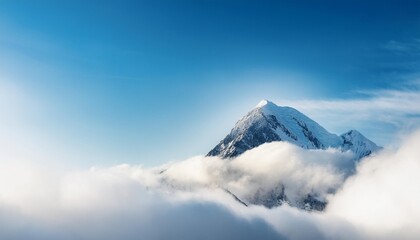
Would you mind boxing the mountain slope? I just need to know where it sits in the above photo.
[207,100,380,159]
[340,130,382,159]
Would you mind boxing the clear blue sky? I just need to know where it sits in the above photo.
[1,0,419,166]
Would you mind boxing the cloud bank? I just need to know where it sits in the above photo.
[0,130,420,239]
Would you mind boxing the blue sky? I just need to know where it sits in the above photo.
[1,0,420,166]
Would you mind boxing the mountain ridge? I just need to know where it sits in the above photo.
[207,100,381,159]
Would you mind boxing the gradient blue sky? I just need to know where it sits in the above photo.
[1,0,420,166]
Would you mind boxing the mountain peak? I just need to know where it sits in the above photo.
[340,130,381,159]
[255,99,276,108]
[343,129,361,137]
[341,130,369,142]
[207,101,381,159]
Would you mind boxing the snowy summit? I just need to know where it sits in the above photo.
[208,100,381,159]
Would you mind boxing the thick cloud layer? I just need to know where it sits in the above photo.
[0,164,284,240]
[0,131,419,239]
[158,143,353,208]
[327,130,420,239]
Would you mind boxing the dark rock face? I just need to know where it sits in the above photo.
[207,112,282,158]
[293,117,323,149]
[231,184,328,211]
[248,185,288,209]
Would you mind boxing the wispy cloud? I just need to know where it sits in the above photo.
[383,39,420,55]
[274,81,420,145]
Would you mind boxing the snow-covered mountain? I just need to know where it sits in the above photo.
[340,130,380,158]
[208,100,381,160]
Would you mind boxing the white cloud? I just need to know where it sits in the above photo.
[154,142,352,207]
[0,163,283,240]
[274,83,420,146]
[326,130,420,239]
[0,130,419,239]
[283,87,420,127]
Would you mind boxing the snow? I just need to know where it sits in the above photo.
[340,130,382,159]
[259,103,343,149]
[208,100,381,159]
[255,99,270,108]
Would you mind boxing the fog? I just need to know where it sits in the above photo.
[0,131,419,239]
